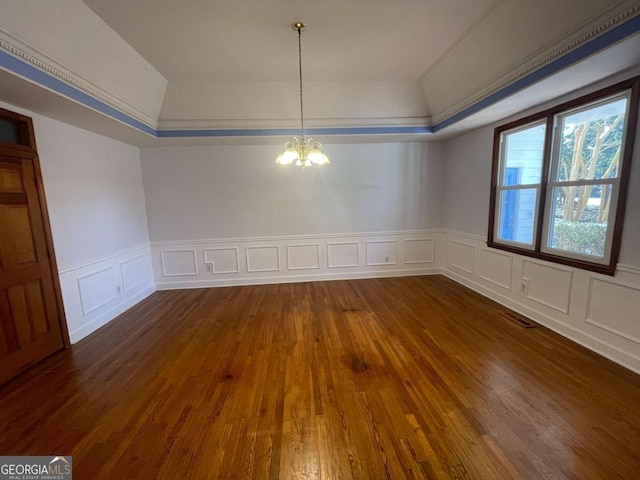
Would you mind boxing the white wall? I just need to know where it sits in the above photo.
[141,141,445,288]
[0,101,155,343]
[141,142,444,241]
[34,119,149,269]
[440,77,640,373]
[443,126,494,237]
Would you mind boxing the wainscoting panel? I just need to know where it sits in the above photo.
[522,260,572,314]
[586,278,640,345]
[204,248,239,274]
[161,250,198,277]
[327,242,359,269]
[287,244,320,271]
[58,245,155,344]
[478,248,513,290]
[451,240,475,274]
[366,241,397,266]
[246,246,280,273]
[151,231,440,290]
[77,267,118,316]
[405,239,435,264]
[120,255,148,293]
[442,231,640,374]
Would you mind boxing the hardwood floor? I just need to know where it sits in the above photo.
[1,275,639,479]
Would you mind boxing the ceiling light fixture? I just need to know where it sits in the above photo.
[276,22,330,168]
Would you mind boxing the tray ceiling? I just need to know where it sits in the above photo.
[0,0,638,145]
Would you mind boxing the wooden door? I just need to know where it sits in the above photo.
[0,108,67,385]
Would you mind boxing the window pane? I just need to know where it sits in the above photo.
[555,97,627,182]
[547,184,612,258]
[502,123,545,185]
[0,118,20,144]
[497,188,537,245]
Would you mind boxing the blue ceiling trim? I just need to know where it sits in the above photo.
[157,128,303,138]
[432,13,640,132]
[0,50,156,136]
[1,12,639,139]
[156,125,433,138]
[303,125,433,135]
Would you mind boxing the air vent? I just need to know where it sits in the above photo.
[501,311,537,328]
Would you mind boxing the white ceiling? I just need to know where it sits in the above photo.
[82,0,501,82]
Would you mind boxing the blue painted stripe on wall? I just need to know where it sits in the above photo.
[156,125,433,138]
[304,126,433,135]
[0,50,156,136]
[156,128,302,138]
[432,13,640,132]
[0,11,639,139]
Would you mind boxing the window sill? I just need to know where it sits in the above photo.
[486,241,616,276]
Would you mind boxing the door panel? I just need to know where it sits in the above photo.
[8,284,33,347]
[6,205,38,265]
[0,290,18,354]
[0,150,64,385]
[0,167,23,193]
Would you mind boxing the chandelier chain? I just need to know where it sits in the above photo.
[298,26,304,140]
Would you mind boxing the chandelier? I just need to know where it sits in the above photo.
[276,22,330,168]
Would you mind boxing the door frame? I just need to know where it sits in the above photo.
[0,106,70,347]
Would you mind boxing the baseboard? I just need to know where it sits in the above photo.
[69,285,155,343]
[156,267,440,290]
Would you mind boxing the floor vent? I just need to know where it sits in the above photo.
[502,311,537,328]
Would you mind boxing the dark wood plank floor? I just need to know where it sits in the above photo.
[1,275,639,479]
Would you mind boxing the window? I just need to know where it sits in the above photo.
[0,109,29,146]
[488,77,640,275]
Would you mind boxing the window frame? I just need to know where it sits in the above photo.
[493,119,546,251]
[487,76,640,276]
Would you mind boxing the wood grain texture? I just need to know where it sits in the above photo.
[0,156,64,384]
[1,275,639,479]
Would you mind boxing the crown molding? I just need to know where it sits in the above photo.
[431,3,640,125]
[0,28,158,129]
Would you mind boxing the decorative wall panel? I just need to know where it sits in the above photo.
[204,248,240,274]
[246,246,280,273]
[327,242,359,269]
[161,250,198,277]
[287,244,320,271]
[366,241,397,266]
[478,248,513,290]
[405,239,435,264]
